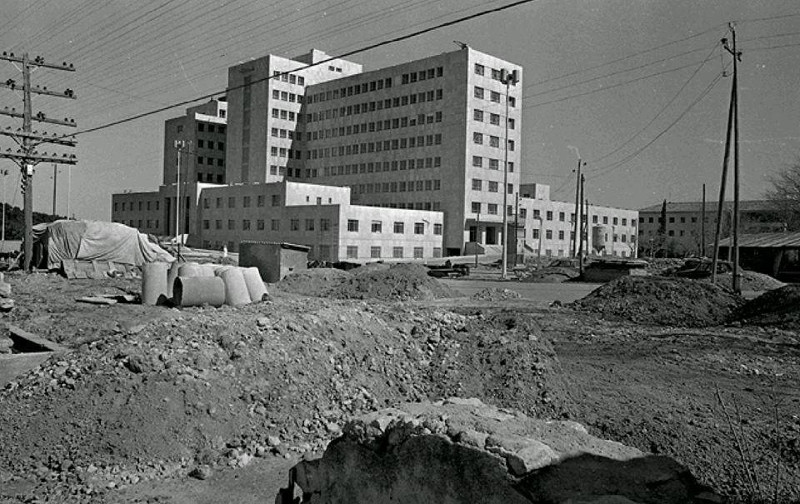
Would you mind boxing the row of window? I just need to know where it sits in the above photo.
[306,134,443,160]
[305,90,443,123]
[528,228,635,244]
[345,219,442,235]
[350,245,440,260]
[365,200,441,211]
[115,200,160,212]
[271,71,305,87]
[317,157,442,177]
[474,86,517,107]
[640,215,704,224]
[203,193,336,209]
[523,208,632,227]
[473,132,515,150]
[471,179,515,194]
[119,219,160,229]
[197,123,225,134]
[271,108,298,122]
[197,173,224,183]
[197,156,224,167]
[400,66,445,85]
[308,77,395,105]
[472,156,515,172]
[474,63,516,83]
[196,139,224,151]
[305,112,443,141]
[473,109,516,129]
[352,179,442,194]
[271,89,303,104]
[471,202,514,216]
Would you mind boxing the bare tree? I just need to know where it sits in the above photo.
[765,160,800,231]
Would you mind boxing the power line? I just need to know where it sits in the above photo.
[588,70,726,180]
[524,58,709,109]
[67,0,539,138]
[737,12,800,24]
[590,41,720,164]
[523,23,725,89]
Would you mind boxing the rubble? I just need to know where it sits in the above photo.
[286,399,722,503]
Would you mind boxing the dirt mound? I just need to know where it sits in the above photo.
[328,263,457,301]
[646,258,684,275]
[0,284,565,499]
[471,287,522,301]
[521,267,579,283]
[709,270,785,291]
[274,268,352,296]
[571,276,744,327]
[734,285,800,329]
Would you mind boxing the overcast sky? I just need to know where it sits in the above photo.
[1,0,798,219]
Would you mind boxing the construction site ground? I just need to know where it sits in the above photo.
[0,268,798,503]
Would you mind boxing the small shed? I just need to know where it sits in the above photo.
[239,241,310,283]
[719,232,800,281]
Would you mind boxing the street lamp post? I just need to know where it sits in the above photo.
[500,68,518,279]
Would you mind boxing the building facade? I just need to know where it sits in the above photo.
[517,183,638,258]
[638,200,783,257]
[197,180,443,261]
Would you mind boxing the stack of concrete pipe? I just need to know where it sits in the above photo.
[142,261,267,307]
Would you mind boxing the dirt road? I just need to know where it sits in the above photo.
[442,278,601,304]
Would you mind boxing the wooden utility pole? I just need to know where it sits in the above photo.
[730,24,741,293]
[711,38,737,285]
[52,163,57,216]
[572,158,582,258]
[0,51,76,270]
[500,68,518,279]
[577,173,585,267]
[701,183,706,257]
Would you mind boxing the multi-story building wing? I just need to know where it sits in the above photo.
[226,49,362,185]
[163,99,228,187]
[298,47,522,255]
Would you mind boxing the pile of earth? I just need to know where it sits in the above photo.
[521,266,579,283]
[0,287,565,500]
[330,263,458,300]
[570,276,744,327]
[708,270,785,291]
[734,284,800,329]
[646,258,686,275]
[471,287,522,301]
[273,268,352,297]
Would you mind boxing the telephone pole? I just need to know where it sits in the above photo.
[0,51,76,270]
[500,68,518,279]
[701,183,706,257]
[577,172,585,265]
[572,158,581,258]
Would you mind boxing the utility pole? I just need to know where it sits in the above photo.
[500,68,518,279]
[0,51,76,270]
[572,158,582,258]
[0,169,7,252]
[51,163,57,216]
[174,140,191,261]
[713,27,742,289]
[711,43,736,285]
[577,173,585,271]
[701,183,706,257]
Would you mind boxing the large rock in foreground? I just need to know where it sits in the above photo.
[282,399,723,504]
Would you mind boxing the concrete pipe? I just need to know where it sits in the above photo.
[178,262,204,278]
[166,261,181,298]
[173,276,226,308]
[218,267,251,306]
[241,267,268,302]
[198,264,216,277]
[142,262,169,305]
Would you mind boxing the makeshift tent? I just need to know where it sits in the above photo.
[31,220,174,270]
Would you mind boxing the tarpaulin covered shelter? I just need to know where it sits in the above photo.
[31,220,174,270]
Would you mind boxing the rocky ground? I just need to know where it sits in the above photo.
[0,269,797,503]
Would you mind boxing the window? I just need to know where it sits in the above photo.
[271,219,280,231]
[472,156,483,167]
[489,136,500,148]
[392,246,404,258]
[613,217,619,225]
[413,247,424,259]
[289,219,300,231]
[559,212,565,222]
[546,230,553,239]
[489,159,499,170]
[346,246,358,259]
[474,63,485,76]
[414,222,425,235]
[488,181,498,192]
[227,219,235,230]
[472,179,482,190]
[215,220,222,230]
[228,197,235,208]
[473,109,484,121]
[473,132,483,145]
[347,219,359,232]
[202,220,209,230]
[490,113,500,125]
[257,195,265,207]
[490,91,500,103]
[546,211,553,221]
[271,194,280,206]
[558,230,565,240]
[393,221,405,234]
[242,219,251,230]
[471,202,481,213]
[257,219,265,230]
[488,203,498,215]
[305,219,315,231]
[320,218,330,231]
[371,220,382,233]
[474,86,484,99]
[243,196,251,208]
